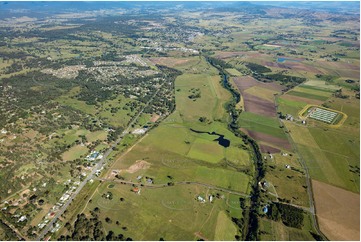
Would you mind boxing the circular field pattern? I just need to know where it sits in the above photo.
[161,199,195,210]
[96,197,122,211]
[226,197,243,210]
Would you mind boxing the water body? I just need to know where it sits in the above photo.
[190,128,230,148]
[277,57,300,63]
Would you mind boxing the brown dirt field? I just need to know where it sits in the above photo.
[126,160,150,173]
[233,76,283,117]
[240,128,291,151]
[312,179,360,241]
[259,144,281,154]
[243,93,277,117]
[234,76,284,92]
[150,114,160,122]
[281,94,324,105]
[148,57,191,68]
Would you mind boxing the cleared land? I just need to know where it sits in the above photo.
[312,179,360,241]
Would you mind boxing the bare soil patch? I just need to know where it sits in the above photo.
[233,76,282,117]
[241,128,291,151]
[312,179,360,241]
[126,160,151,174]
[259,144,281,154]
[243,93,277,117]
[150,114,160,122]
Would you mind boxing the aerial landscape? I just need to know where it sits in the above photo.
[0,1,359,241]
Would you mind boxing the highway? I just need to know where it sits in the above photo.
[36,87,161,240]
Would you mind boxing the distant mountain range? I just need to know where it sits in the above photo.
[0,1,359,19]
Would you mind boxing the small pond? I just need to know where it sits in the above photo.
[190,128,230,148]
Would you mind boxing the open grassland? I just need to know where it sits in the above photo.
[62,145,88,161]
[312,179,360,241]
[175,73,230,122]
[301,80,340,91]
[82,182,242,240]
[86,130,107,143]
[225,68,242,76]
[276,96,309,117]
[287,86,332,101]
[214,211,239,240]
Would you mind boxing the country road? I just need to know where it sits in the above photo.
[36,87,162,240]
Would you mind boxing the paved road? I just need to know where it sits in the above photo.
[36,88,161,240]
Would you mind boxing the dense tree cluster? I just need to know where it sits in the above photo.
[245,63,272,74]
[58,213,131,241]
[266,202,304,229]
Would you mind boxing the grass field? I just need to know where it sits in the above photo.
[214,211,239,240]
[86,130,108,142]
[239,112,287,139]
[286,90,330,101]
[82,182,242,240]
[276,96,307,117]
[62,145,88,161]
[225,68,243,76]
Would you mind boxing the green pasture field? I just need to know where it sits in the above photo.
[276,97,307,117]
[301,80,340,91]
[225,146,250,166]
[327,97,360,129]
[187,138,225,163]
[175,73,230,122]
[225,68,243,76]
[239,112,287,139]
[214,211,239,240]
[286,91,329,101]
[82,182,242,240]
[62,145,89,161]
[86,130,108,143]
